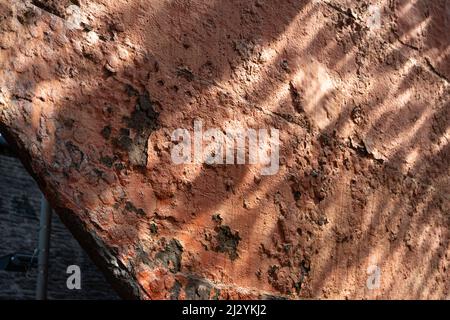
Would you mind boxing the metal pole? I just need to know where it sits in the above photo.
[0,134,7,146]
[36,194,52,300]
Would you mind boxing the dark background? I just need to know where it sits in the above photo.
[0,138,118,299]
